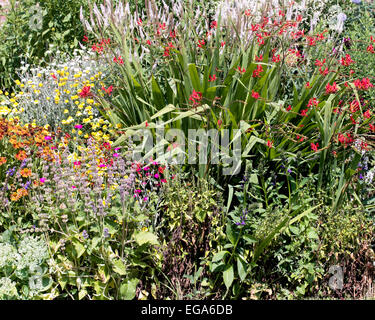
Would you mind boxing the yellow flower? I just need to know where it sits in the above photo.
[64,109,69,114]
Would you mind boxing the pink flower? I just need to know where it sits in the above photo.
[113,153,120,158]
[73,161,81,166]
[154,173,160,179]
[72,185,77,189]
[74,124,83,129]
[44,136,52,140]
[161,179,167,183]
[40,178,46,183]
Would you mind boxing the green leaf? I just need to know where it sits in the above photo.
[119,278,139,300]
[134,231,159,246]
[212,250,230,262]
[72,239,85,258]
[237,257,247,282]
[223,264,234,289]
[113,259,127,276]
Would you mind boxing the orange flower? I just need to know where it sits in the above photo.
[20,168,32,178]
[11,192,20,201]
[0,157,6,165]
[15,150,27,161]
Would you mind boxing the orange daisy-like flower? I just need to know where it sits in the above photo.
[0,157,6,165]
[11,192,20,201]
[20,168,32,178]
[15,150,27,161]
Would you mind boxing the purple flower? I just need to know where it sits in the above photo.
[24,181,31,190]
[351,0,361,4]
[103,228,109,238]
[82,230,89,239]
[359,174,364,180]
[6,167,16,176]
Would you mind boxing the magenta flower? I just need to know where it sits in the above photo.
[44,136,52,140]
[40,178,46,183]
[154,173,159,179]
[113,153,120,158]
[74,124,83,129]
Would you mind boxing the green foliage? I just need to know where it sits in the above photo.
[0,0,100,91]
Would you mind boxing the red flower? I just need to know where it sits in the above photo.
[311,142,319,152]
[267,140,273,148]
[238,66,246,74]
[252,64,263,78]
[79,86,92,98]
[251,90,260,99]
[102,85,113,95]
[210,21,217,29]
[189,89,203,105]
[208,74,217,82]
[272,54,281,63]
[83,35,89,42]
[367,45,374,53]
[315,59,326,67]
[363,110,371,119]
[300,109,308,117]
[325,82,338,94]
[286,105,292,111]
[255,54,263,62]
[370,124,375,132]
[340,54,355,66]
[197,39,205,48]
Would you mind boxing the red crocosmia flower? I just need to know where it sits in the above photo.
[325,82,338,94]
[353,77,374,90]
[208,74,217,82]
[338,132,353,146]
[197,39,205,48]
[340,54,355,66]
[83,35,89,42]
[350,100,360,113]
[102,85,113,95]
[137,18,142,26]
[305,82,311,89]
[217,119,222,128]
[210,21,217,29]
[311,142,319,152]
[300,109,308,117]
[286,105,292,111]
[350,115,357,125]
[267,140,273,148]
[146,40,152,45]
[80,86,92,98]
[145,121,149,127]
[51,74,57,80]
[319,66,329,76]
[189,90,203,105]
[245,10,251,17]
[315,59,326,67]
[307,98,319,108]
[169,30,176,38]
[363,110,371,119]
[251,90,260,99]
[238,66,246,74]
[113,56,124,64]
[163,47,170,57]
[252,64,263,78]
[369,123,375,132]
[272,54,281,63]
[367,44,375,53]
[255,54,263,62]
